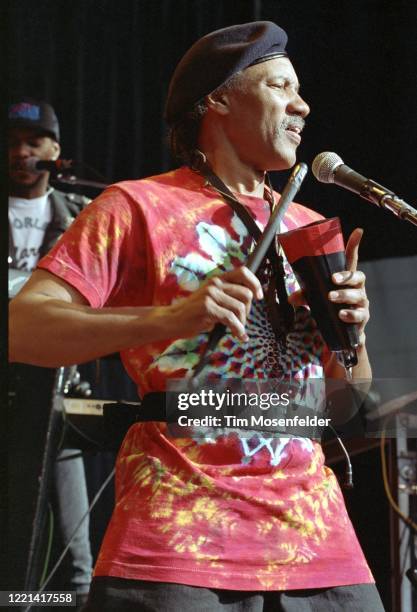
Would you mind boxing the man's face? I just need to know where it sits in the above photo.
[8,127,60,187]
[220,57,310,171]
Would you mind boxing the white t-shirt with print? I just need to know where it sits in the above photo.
[9,190,53,272]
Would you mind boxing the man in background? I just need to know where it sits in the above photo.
[8,99,93,607]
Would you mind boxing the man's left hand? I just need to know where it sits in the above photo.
[328,227,370,346]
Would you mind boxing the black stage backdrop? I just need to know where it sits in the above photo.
[8,0,417,260]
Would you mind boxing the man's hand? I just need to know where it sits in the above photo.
[167,266,263,342]
[328,228,370,346]
[288,227,370,346]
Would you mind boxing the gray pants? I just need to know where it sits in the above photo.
[83,577,385,611]
[54,449,93,595]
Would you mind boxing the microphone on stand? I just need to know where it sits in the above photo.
[19,157,109,190]
[21,157,75,174]
[312,152,417,227]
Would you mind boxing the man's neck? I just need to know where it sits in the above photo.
[198,140,266,198]
[9,177,49,200]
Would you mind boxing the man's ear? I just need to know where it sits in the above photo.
[50,140,61,160]
[205,90,231,116]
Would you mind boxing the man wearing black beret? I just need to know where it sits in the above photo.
[10,23,383,611]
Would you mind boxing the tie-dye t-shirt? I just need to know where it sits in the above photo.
[38,167,373,591]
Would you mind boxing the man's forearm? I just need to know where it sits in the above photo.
[9,296,172,367]
[9,266,263,368]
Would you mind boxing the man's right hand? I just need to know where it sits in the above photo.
[167,266,263,342]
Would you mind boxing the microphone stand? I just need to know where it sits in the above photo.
[54,174,109,190]
[360,182,417,228]
[378,194,417,227]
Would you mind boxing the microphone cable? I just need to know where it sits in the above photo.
[327,424,353,489]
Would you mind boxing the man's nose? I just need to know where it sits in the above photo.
[289,92,310,119]
[10,142,32,157]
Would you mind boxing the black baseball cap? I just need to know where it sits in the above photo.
[165,21,288,125]
[8,98,60,142]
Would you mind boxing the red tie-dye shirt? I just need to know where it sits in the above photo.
[39,167,373,591]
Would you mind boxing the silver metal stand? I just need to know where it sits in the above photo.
[396,414,417,611]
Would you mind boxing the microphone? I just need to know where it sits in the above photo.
[21,157,75,173]
[312,152,417,227]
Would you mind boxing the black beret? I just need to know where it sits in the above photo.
[165,21,288,125]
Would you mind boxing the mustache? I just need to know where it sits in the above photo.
[281,116,306,132]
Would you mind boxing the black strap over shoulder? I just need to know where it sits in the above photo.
[200,163,264,241]
[197,158,294,338]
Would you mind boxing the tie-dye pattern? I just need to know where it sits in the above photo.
[38,167,373,590]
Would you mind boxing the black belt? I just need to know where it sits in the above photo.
[138,392,168,421]
[106,392,168,423]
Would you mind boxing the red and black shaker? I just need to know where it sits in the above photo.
[279,217,359,369]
